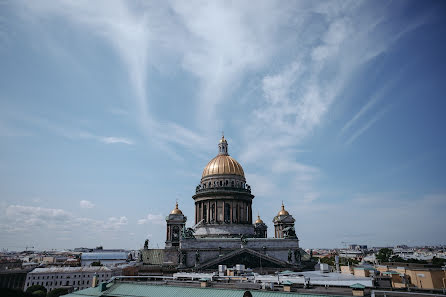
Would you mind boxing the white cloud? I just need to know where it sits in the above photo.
[79,200,94,209]
[2,205,128,235]
[137,213,164,225]
[108,216,128,227]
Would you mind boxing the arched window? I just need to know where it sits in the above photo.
[231,180,234,187]
[220,180,222,186]
[172,226,180,241]
[225,180,228,186]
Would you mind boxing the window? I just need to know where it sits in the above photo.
[224,203,230,222]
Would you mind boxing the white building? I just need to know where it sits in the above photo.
[24,266,117,292]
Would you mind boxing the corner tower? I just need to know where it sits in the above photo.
[192,135,254,237]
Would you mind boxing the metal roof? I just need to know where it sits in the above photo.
[30,267,112,274]
[81,252,128,260]
[65,282,347,297]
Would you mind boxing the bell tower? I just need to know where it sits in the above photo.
[273,203,296,238]
[165,202,187,247]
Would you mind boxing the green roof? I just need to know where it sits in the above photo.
[282,280,294,285]
[350,283,365,289]
[66,282,346,297]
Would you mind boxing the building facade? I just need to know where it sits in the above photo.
[24,266,118,292]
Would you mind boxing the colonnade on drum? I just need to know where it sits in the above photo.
[195,199,252,224]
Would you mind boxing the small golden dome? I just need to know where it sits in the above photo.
[219,135,227,143]
[202,155,245,178]
[278,203,289,216]
[255,215,264,224]
[170,202,183,215]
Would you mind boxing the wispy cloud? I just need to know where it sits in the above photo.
[238,1,427,207]
[100,137,133,145]
[345,106,392,145]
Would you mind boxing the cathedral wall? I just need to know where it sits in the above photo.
[179,238,300,267]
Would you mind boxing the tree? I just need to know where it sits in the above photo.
[31,290,46,297]
[432,256,446,267]
[376,248,393,263]
[47,288,69,297]
[25,285,47,295]
[320,256,335,266]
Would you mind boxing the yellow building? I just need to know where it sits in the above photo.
[377,264,446,290]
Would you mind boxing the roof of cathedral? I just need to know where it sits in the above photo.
[170,202,183,215]
[278,203,289,216]
[255,215,264,224]
[202,136,245,179]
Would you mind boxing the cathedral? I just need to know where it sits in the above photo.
[142,136,307,271]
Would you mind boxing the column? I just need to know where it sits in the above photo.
[214,201,217,222]
[248,202,252,223]
[230,200,233,224]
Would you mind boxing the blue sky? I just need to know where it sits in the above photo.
[0,0,445,250]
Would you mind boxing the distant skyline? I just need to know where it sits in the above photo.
[1,0,445,251]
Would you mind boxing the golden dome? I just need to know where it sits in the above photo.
[170,202,183,215]
[202,154,245,178]
[278,203,289,216]
[255,215,264,224]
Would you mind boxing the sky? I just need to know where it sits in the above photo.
[0,0,445,251]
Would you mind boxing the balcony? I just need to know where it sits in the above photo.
[195,185,251,194]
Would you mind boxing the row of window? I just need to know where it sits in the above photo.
[200,179,246,189]
[29,274,109,280]
[27,279,92,287]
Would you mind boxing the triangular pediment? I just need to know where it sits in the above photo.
[197,248,289,270]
